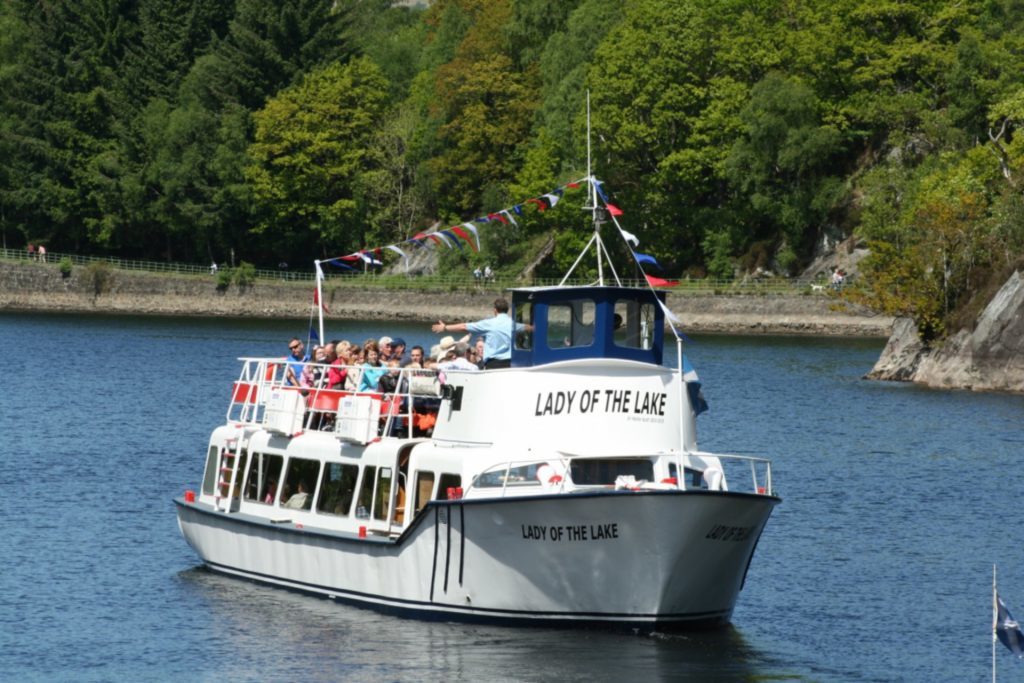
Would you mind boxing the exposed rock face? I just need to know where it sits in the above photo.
[868,270,1024,393]
[865,317,924,381]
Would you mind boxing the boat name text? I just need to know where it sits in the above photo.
[534,389,666,417]
[521,523,619,542]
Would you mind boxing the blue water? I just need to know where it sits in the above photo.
[2,313,1022,681]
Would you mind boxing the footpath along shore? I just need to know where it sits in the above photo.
[0,261,893,337]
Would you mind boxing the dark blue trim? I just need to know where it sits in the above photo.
[509,286,666,368]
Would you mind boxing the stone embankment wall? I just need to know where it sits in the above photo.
[868,270,1024,393]
[0,261,892,336]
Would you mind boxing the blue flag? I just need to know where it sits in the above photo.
[635,252,662,270]
[997,593,1024,657]
[682,355,709,416]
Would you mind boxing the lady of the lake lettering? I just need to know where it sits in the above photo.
[521,523,620,541]
[534,389,666,416]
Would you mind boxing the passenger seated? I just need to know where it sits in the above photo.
[283,481,310,509]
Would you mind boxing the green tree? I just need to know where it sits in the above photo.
[246,58,390,254]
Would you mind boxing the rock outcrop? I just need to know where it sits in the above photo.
[867,270,1024,393]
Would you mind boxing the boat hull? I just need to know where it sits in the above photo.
[175,490,777,629]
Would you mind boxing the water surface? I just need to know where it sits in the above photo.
[1,313,1022,681]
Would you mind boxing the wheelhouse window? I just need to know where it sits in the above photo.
[243,453,284,505]
[613,300,655,350]
[316,463,359,516]
[546,299,595,349]
[570,458,654,485]
[514,302,533,350]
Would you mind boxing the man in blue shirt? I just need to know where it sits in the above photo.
[432,298,529,369]
[285,337,309,386]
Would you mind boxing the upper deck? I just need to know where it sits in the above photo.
[510,285,666,367]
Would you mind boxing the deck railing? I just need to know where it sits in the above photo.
[228,357,447,441]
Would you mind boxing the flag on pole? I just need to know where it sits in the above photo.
[645,274,680,287]
[312,287,330,314]
[997,593,1024,657]
[605,202,623,216]
[634,253,662,270]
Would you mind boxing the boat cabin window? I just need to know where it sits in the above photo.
[546,299,596,349]
[317,463,359,516]
[514,302,533,350]
[475,464,541,488]
[355,466,376,518]
[202,446,219,496]
[570,458,654,486]
[280,457,319,510]
[243,453,284,505]
[669,463,707,489]
[373,467,393,521]
[414,471,435,513]
[438,473,462,499]
[613,300,655,350]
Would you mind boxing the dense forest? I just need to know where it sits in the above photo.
[3,0,1024,339]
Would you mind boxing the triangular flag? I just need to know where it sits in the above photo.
[500,209,518,226]
[635,253,662,270]
[326,258,356,270]
[461,223,481,251]
[526,197,547,212]
[450,226,479,252]
[313,287,330,314]
[385,245,408,260]
[619,228,639,247]
[440,229,464,250]
[592,178,609,202]
[606,202,623,216]
[645,274,680,287]
[543,193,561,208]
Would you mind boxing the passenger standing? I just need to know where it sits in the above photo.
[431,298,530,369]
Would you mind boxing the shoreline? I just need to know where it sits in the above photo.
[0,261,893,337]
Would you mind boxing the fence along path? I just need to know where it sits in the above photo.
[0,247,832,295]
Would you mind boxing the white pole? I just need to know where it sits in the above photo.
[994,563,998,683]
[314,260,325,344]
[587,90,603,286]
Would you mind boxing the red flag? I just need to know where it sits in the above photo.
[566,182,580,189]
[313,288,330,313]
[525,198,547,212]
[606,202,624,216]
[488,212,508,224]
[450,226,479,252]
[645,274,680,288]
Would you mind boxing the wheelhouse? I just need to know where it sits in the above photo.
[510,286,666,367]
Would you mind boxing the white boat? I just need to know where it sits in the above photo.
[175,125,779,628]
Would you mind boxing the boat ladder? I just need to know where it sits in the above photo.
[214,431,246,513]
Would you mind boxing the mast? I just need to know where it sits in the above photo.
[588,91,603,286]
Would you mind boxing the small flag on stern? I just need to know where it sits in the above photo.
[997,593,1024,657]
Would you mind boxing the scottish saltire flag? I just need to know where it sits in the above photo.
[997,593,1024,657]
[682,355,709,416]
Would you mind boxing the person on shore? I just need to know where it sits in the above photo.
[210,261,218,275]
[285,337,308,387]
[27,243,35,260]
[431,298,530,369]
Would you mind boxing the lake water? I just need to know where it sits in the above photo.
[1,312,1022,682]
